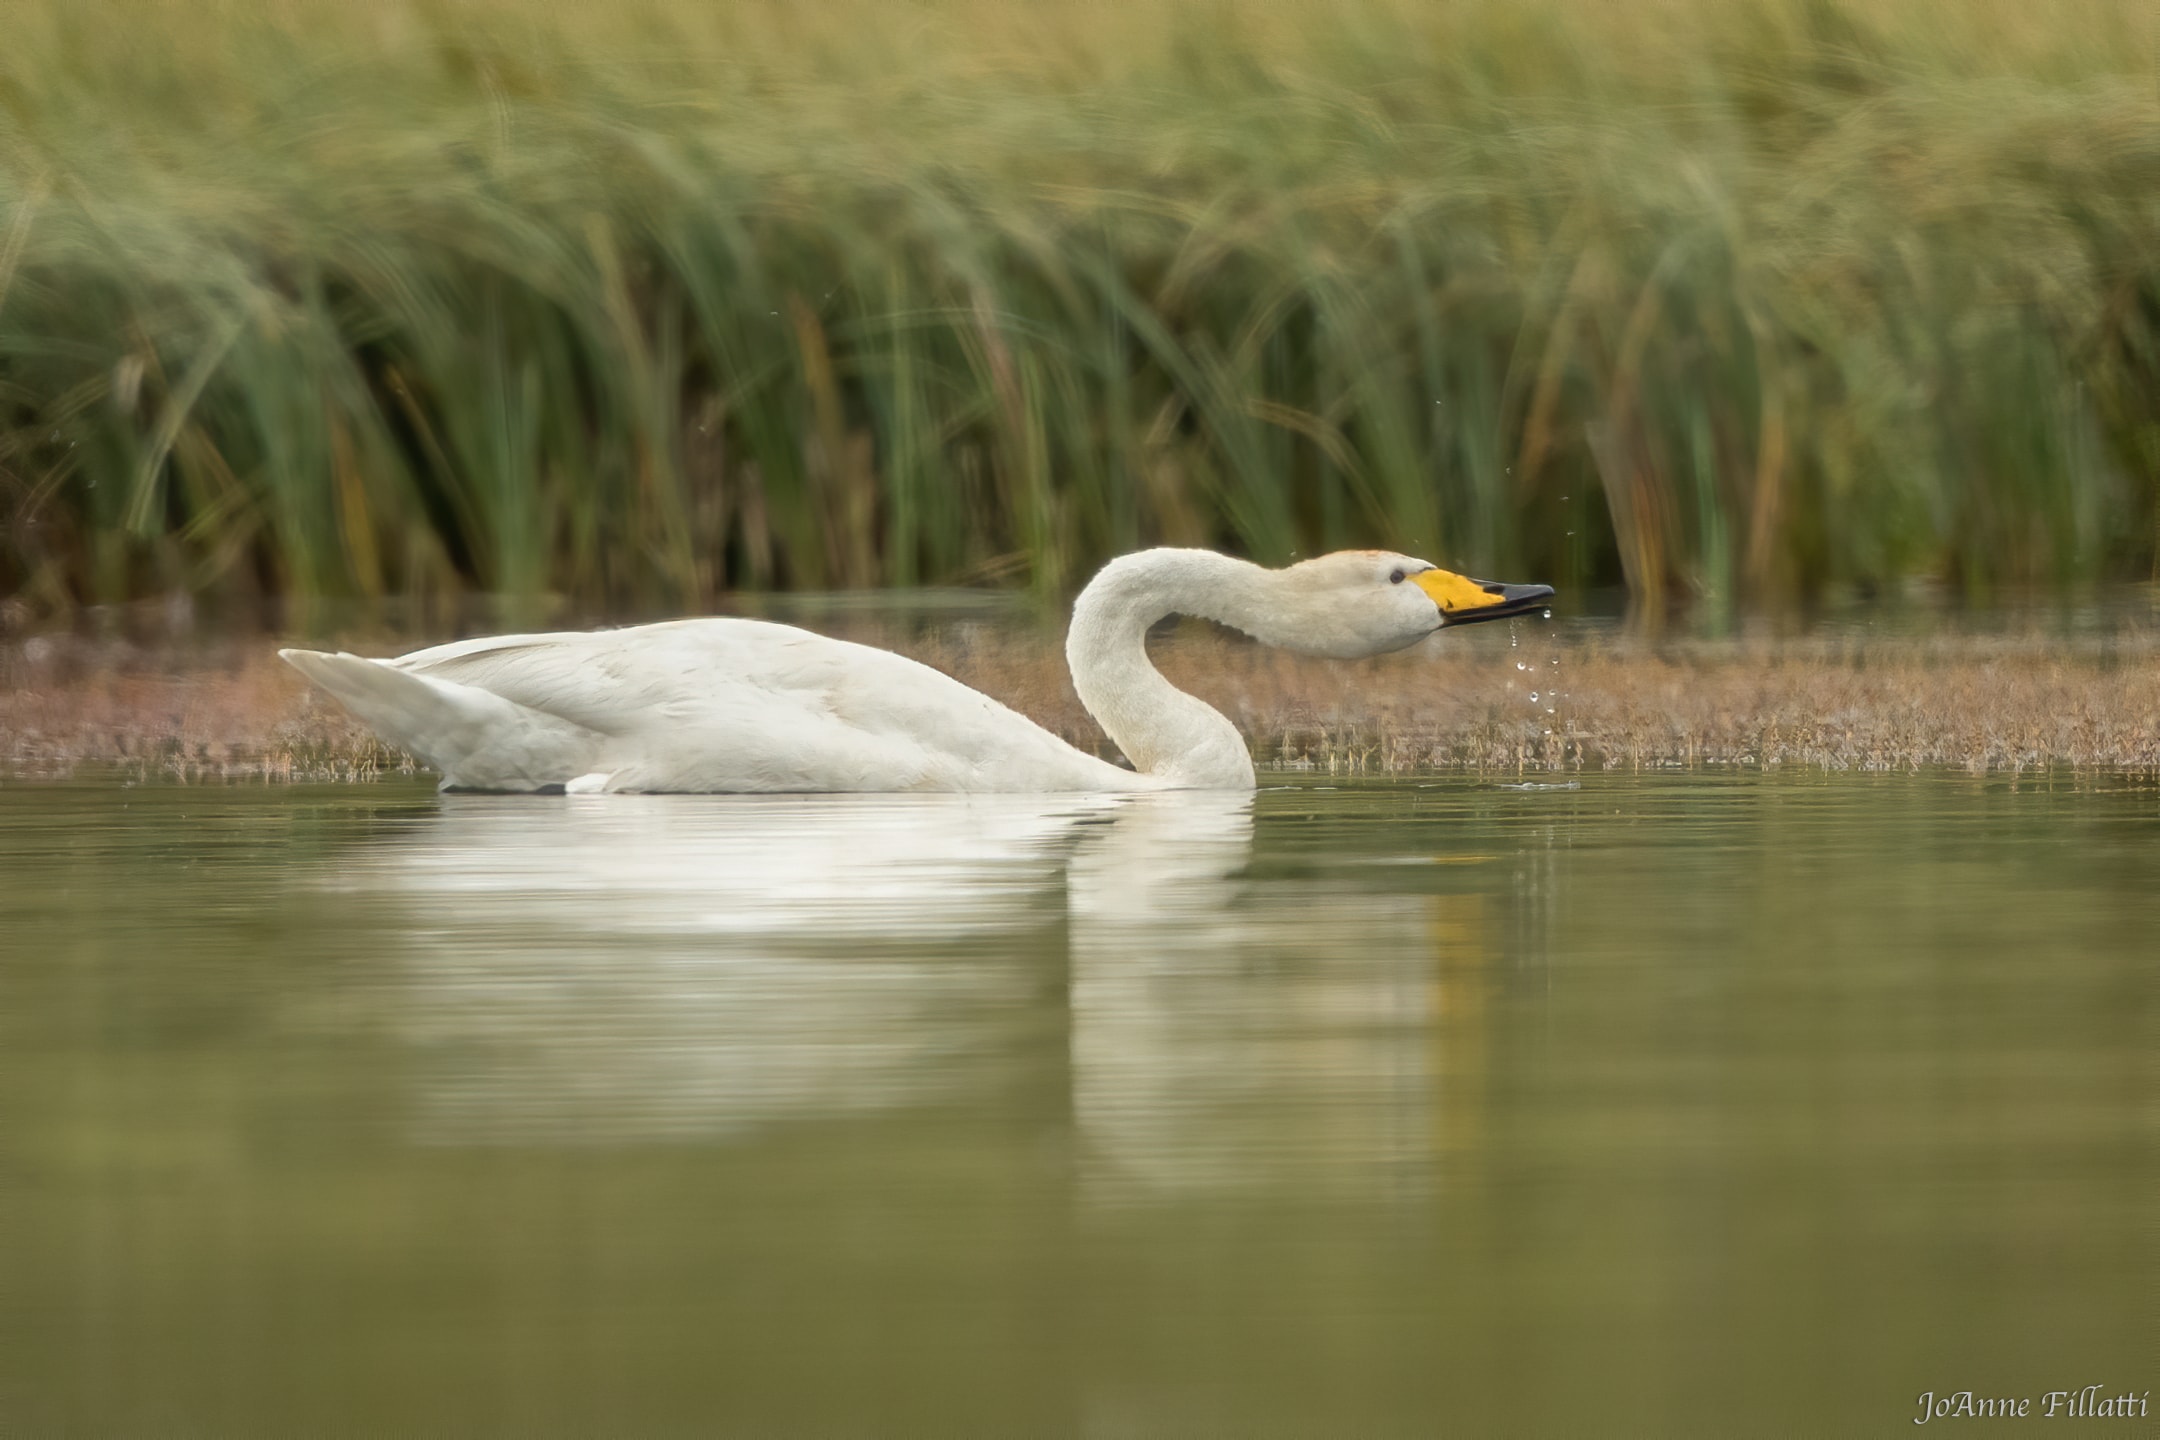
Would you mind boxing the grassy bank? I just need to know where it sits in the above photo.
[8,622,2160,781]
[3,0,2159,624]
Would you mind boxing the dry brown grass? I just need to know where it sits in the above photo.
[6,623,2160,783]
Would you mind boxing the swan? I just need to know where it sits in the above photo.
[279,547,1553,793]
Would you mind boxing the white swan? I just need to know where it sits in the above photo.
[280,547,1552,793]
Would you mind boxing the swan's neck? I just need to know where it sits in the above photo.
[1065,549,1280,788]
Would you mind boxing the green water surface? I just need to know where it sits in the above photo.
[0,774,2153,1436]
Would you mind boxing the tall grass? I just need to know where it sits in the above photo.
[2,0,2157,624]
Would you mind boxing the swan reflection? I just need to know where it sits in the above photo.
[345,793,1103,1141]
[352,789,1472,1195]
[1067,794,1437,1202]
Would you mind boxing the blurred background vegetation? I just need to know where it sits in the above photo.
[1,0,2157,628]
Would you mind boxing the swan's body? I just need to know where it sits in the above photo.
[281,548,1551,793]
[286,617,1147,794]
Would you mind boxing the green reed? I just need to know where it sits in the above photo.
[1,0,2156,623]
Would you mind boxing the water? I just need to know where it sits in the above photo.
[0,774,2153,1435]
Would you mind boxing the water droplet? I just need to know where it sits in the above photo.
[1529,692,1540,703]
[1541,609,1552,620]
[1516,661,1528,671]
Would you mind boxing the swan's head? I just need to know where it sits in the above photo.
[1274,550,1556,658]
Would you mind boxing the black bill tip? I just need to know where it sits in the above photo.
[1445,581,1556,626]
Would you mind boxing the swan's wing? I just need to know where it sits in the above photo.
[387,620,956,737]
[280,648,603,789]
[382,624,718,736]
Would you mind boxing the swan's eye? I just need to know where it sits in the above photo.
[1389,568,1405,584]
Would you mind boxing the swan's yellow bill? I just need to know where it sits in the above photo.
[1412,569,1556,626]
